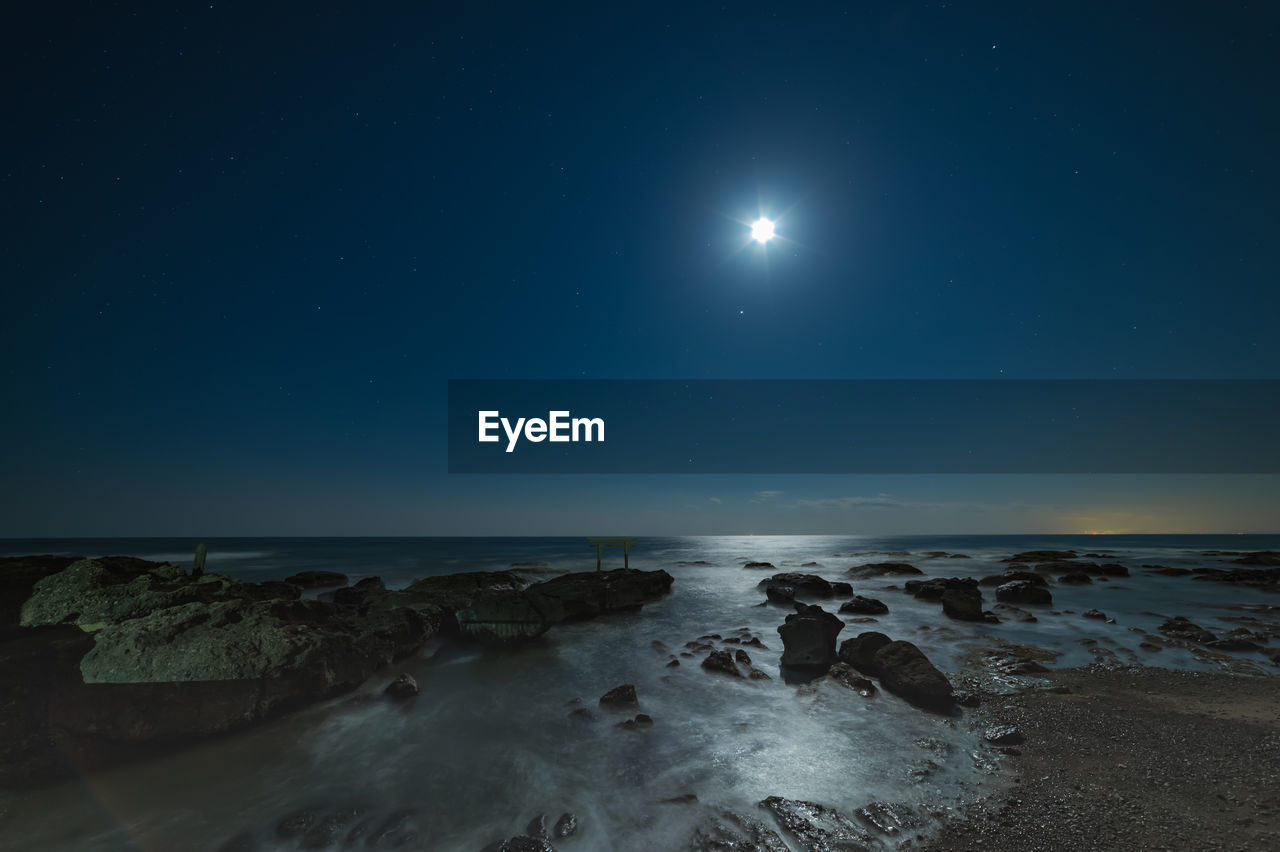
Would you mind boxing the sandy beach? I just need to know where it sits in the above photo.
[929,665,1280,851]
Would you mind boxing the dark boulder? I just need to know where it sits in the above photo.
[758,573,834,597]
[456,588,559,642]
[845,562,921,580]
[904,576,978,600]
[826,662,876,696]
[383,673,419,699]
[598,684,638,707]
[940,587,988,622]
[1233,551,1280,566]
[759,796,875,850]
[839,595,889,615]
[743,561,776,570]
[1005,550,1077,563]
[1058,571,1093,584]
[837,631,892,670]
[1146,565,1193,576]
[765,585,795,604]
[830,581,853,595]
[525,568,673,622]
[701,649,743,677]
[996,580,1052,606]
[553,813,578,838]
[1081,609,1107,620]
[333,576,385,606]
[979,570,1048,587]
[1159,616,1217,644]
[777,603,845,669]
[838,632,953,711]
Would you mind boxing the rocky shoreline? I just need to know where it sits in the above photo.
[0,554,672,789]
[2,544,1278,850]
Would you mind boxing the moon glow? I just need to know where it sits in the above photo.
[750,217,776,243]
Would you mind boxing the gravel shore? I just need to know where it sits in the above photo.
[928,665,1280,851]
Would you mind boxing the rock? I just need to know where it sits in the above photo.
[332,576,385,606]
[1097,563,1130,576]
[995,580,1052,605]
[734,649,752,666]
[568,707,594,721]
[993,603,1038,622]
[1058,571,1093,584]
[941,587,988,621]
[838,595,889,615]
[634,713,654,726]
[758,573,835,597]
[1233,551,1280,566]
[759,796,874,850]
[401,570,528,611]
[1005,550,1077,563]
[553,812,578,838]
[838,632,953,711]
[837,631,892,670]
[845,562,921,579]
[665,658,680,667]
[702,649,743,677]
[456,588,559,642]
[777,603,845,669]
[980,570,1049,587]
[21,557,217,629]
[1147,565,1193,576]
[662,794,699,805]
[827,662,876,696]
[743,561,776,570]
[525,814,548,839]
[830,581,853,595]
[764,585,795,604]
[383,673,419,699]
[0,555,79,630]
[689,808,787,850]
[599,684,638,707]
[904,576,978,600]
[283,571,348,589]
[1159,616,1217,644]
[984,725,1025,745]
[1139,641,1163,652]
[855,801,918,837]
[954,690,980,707]
[524,568,674,623]
[1082,609,1107,620]
[748,669,772,680]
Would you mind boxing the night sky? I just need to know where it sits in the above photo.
[3,3,1278,536]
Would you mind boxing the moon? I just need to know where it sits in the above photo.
[750,217,776,243]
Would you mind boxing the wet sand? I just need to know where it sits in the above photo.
[929,665,1280,851]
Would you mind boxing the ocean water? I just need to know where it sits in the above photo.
[1,535,1277,851]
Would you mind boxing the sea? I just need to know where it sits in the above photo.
[1,535,1277,851]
